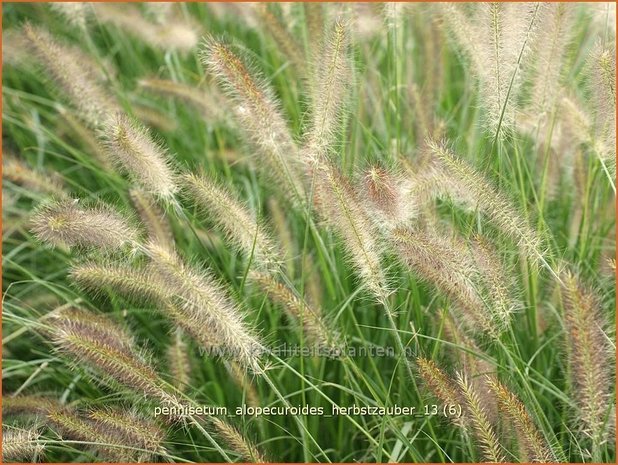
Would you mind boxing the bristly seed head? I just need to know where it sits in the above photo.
[30,198,138,251]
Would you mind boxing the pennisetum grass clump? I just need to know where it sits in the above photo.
[22,23,118,127]
[103,113,178,200]
[30,199,138,251]
[201,36,306,205]
[561,272,613,445]
[183,173,280,272]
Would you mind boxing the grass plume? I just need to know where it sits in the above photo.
[30,199,137,251]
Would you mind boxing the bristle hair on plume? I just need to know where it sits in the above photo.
[183,173,280,272]
[486,376,555,462]
[145,241,264,372]
[561,271,613,444]
[30,198,138,251]
[22,23,118,127]
[2,427,44,462]
[103,113,178,200]
[201,35,306,205]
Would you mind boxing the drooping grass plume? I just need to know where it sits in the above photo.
[587,42,616,181]
[137,78,227,124]
[132,103,178,132]
[22,23,118,127]
[470,235,519,329]
[416,357,466,430]
[3,395,62,419]
[256,4,306,76]
[267,197,296,276]
[49,2,91,30]
[456,372,505,463]
[145,242,264,372]
[427,140,546,269]
[167,328,191,392]
[201,36,306,205]
[250,271,336,350]
[311,160,389,303]
[210,417,266,463]
[226,361,260,409]
[393,227,498,337]
[561,271,613,444]
[527,3,573,117]
[439,3,539,138]
[304,17,353,162]
[57,106,114,169]
[129,188,175,250]
[486,376,555,462]
[102,113,178,200]
[183,173,279,271]
[2,153,67,198]
[87,407,166,461]
[30,198,138,251]
[92,3,198,53]
[70,261,167,303]
[2,427,44,462]
[47,306,181,409]
[361,164,416,230]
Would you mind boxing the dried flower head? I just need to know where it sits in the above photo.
[30,199,137,251]
[210,417,266,463]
